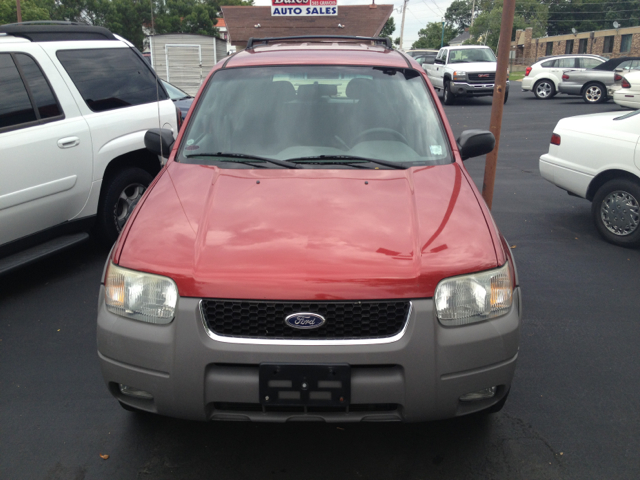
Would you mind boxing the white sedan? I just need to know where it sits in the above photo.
[613,70,640,109]
[539,110,640,248]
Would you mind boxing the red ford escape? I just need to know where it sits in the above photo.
[97,36,521,422]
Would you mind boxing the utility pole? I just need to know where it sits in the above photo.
[481,0,516,209]
[16,0,22,23]
[471,0,476,27]
[399,0,408,50]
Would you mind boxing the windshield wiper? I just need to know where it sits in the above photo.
[287,155,407,170]
[184,152,300,169]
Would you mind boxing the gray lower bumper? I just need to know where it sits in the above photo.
[450,80,510,97]
[97,287,521,423]
[558,84,582,95]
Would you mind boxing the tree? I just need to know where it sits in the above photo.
[412,22,457,50]
[0,0,51,25]
[379,16,395,39]
[444,0,472,34]
[546,0,640,36]
[468,0,547,51]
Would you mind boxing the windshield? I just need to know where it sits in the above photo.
[162,80,191,100]
[178,66,452,168]
[448,48,496,64]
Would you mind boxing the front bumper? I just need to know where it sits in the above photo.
[449,80,510,97]
[97,287,521,423]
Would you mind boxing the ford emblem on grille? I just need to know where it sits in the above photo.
[285,313,326,329]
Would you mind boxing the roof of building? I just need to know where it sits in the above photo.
[217,18,226,29]
[220,5,393,47]
[449,30,470,45]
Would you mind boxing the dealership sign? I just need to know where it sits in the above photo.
[271,0,338,16]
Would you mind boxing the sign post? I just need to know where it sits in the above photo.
[481,0,516,210]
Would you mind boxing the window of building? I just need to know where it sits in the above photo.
[565,40,574,54]
[57,48,168,113]
[578,38,588,53]
[545,42,553,56]
[620,34,632,53]
[603,36,614,53]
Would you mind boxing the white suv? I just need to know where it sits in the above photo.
[522,54,606,99]
[0,23,178,274]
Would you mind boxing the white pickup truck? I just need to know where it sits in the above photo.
[422,45,509,105]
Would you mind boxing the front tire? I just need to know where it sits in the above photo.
[591,178,640,248]
[95,167,154,246]
[583,82,607,104]
[533,79,555,99]
[443,80,455,105]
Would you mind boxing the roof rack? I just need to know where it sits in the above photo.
[0,23,116,42]
[246,35,392,50]
[2,21,81,26]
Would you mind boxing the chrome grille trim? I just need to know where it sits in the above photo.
[199,300,413,346]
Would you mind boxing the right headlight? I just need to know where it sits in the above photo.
[105,263,178,324]
[452,71,467,81]
[435,262,513,326]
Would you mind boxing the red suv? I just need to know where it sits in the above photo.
[97,36,521,422]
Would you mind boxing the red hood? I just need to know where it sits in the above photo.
[117,161,500,300]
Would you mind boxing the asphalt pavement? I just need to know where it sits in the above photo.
[1,87,639,479]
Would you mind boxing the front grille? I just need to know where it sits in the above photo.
[201,300,411,340]
[212,402,399,413]
[468,72,495,83]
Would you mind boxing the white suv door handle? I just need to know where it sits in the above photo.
[57,137,80,149]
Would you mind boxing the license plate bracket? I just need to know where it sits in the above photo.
[259,363,351,406]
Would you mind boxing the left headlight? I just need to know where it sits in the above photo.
[105,263,178,324]
[452,71,467,81]
[435,262,513,327]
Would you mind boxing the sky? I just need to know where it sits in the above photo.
[251,0,456,50]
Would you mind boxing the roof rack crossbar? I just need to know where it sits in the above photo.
[246,35,392,49]
[2,21,82,26]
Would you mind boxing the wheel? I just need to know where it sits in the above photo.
[503,90,509,104]
[591,178,640,248]
[352,128,409,145]
[443,80,455,105]
[583,82,607,104]
[95,167,154,246]
[533,79,555,99]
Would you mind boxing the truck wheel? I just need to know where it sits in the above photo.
[443,80,455,105]
[95,167,153,246]
[591,178,640,248]
[583,82,606,104]
[503,91,509,104]
[533,79,555,99]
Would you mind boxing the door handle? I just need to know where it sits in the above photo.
[57,137,80,149]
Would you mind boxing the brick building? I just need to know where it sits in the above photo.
[512,25,640,65]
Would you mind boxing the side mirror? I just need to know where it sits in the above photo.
[434,58,444,65]
[457,130,495,160]
[144,128,175,159]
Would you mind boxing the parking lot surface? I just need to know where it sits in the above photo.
[1,87,639,479]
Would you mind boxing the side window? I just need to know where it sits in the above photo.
[57,48,168,112]
[618,61,632,70]
[556,58,577,69]
[0,54,37,130]
[580,58,602,69]
[15,54,62,120]
[541,60,556,68]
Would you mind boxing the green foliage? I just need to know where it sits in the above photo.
[468,0,547,51]
[379,16,395,39]
[1,0,253,50]
[546,0,640,36]
[412,22,457,50]
[0,0,51,25]
[444,0,472,34]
